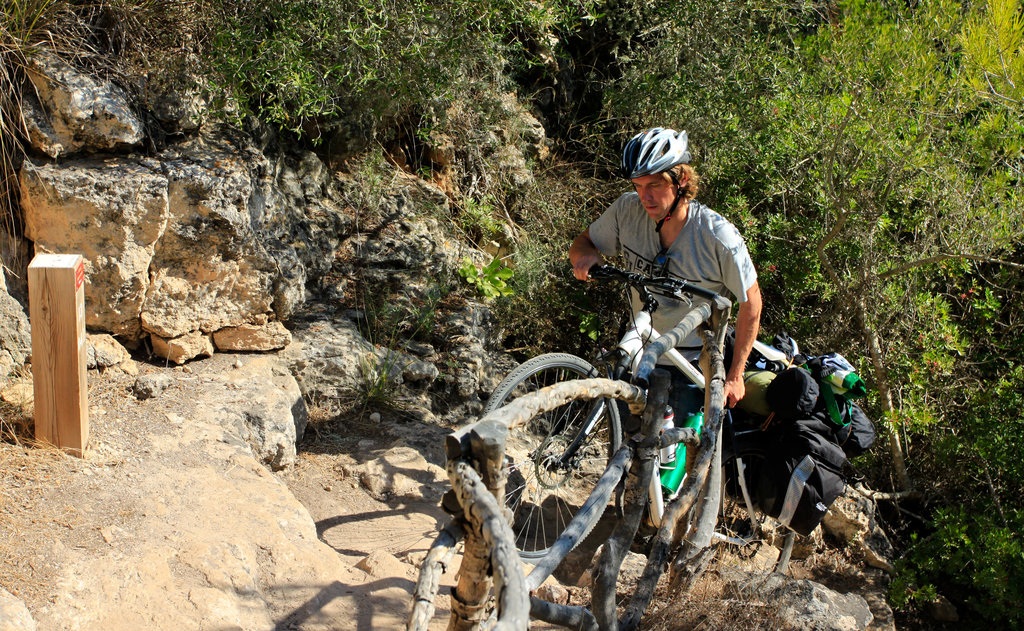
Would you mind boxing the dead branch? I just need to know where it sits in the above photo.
[592,369,672,631]
[408,522,464,631]
[529,597,599,631]
[525,444,633,592]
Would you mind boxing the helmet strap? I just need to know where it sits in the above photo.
[654,188,686,234]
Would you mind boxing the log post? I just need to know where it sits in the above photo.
[448,421,510,631]
[622,326,729,631]
[28,253,88,456]
[408,523,464,631]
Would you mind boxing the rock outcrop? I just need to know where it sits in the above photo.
[823,490,896,573]
[0,273,31,385]
[731,571,874,631]
[22,53,144,158]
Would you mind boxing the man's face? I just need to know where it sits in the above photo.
[631,173,680,221]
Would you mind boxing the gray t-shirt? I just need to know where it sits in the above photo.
[588,192,757,349]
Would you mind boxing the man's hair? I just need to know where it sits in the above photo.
[667,164,700,200]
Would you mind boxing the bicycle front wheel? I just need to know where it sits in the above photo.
[483,353,623,560]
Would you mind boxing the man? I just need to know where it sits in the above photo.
[569,127,762,412]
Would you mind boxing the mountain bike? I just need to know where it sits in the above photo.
[483,264,789,560]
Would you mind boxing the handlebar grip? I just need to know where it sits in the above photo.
[587,264,621,280]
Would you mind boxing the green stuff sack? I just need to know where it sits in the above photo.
[738,370,776,417]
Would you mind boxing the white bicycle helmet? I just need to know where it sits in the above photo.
[620,128,690,180]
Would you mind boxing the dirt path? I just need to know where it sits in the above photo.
[0,353,463,630]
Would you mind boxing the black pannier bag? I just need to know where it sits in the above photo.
[749,421,848,537]
[834,401,876,458]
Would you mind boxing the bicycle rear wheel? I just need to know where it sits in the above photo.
[720,429,772,543]
[483,353,623,560]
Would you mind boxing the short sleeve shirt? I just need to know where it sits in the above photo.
[588,192,757,349]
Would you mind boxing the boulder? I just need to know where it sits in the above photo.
[19,133,316,343]
[0,587,36,631]
[86,334,132,369]
[534,578,569,605]
[0,276,30,385]
[731,571,874,631]
[211,356,308,469]
[822,490,895,572]
[134,374,174,400]
[23,53,144,158]
[212,321,292,352]
[282,306,436,404]
[151,331,214,365]
[139,138,279,338]
[20,158,169,340]
[354,550,410,579]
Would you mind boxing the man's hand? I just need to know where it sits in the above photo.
[573,253,603,280]
[569,230,604,281]
[723,375,745,409]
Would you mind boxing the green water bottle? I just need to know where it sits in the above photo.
[660,411,703,497]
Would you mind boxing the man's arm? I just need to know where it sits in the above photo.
[723,282,762,408]
[569,229,605,280]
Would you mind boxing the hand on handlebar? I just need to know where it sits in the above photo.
[573,254,604,281]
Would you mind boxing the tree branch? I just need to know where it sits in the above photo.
[877,252,1024,282]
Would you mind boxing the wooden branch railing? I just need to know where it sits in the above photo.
[410,301,732,631]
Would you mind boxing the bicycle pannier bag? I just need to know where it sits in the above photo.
[833,401,876,459]
[765,366,820,421]
[756,423,847,536]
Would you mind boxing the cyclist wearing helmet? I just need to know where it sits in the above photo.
[569,127,762,410]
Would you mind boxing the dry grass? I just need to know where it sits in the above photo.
[0,438,86,603]
[642,566,784,631]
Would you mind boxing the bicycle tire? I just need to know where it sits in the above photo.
[483,353,623,560]
[720,430,771,542]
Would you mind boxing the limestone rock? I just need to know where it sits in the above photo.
[535,578,569,605]
[139,138,278,338]
[19,133,331,343]
[140,58,208,133]
[134,374,174,400]
[22,371,368,631]
[0,587,36,631]
[822,491,895,572]
[87,334,131,369]
[732,572,873,631]
[1,383,33,407]
[401,359,439,383]
[212,321,292,352]
[282,307,436,404]
[23,53,144,158]
[151,331,214,365]
[21,158,169,339]
[355,550,408,579]
[344,447,447,502]
[0,278,30,385]
[211,356,308,469]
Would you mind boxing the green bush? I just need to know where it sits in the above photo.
[891,507,1024,627]
[205,0,597,136]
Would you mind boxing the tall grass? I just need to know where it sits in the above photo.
[0,0,75,267]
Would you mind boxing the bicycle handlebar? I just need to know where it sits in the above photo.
[588,264,731,309]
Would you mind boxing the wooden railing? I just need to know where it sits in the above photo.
[409,306,731,631]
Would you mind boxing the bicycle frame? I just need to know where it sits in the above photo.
[618,307,789,528]
[547,264,791,533]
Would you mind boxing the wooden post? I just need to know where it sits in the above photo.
[29,253,88,456]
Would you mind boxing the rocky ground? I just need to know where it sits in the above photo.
[0,345,896,631]
[0,351,460,631]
